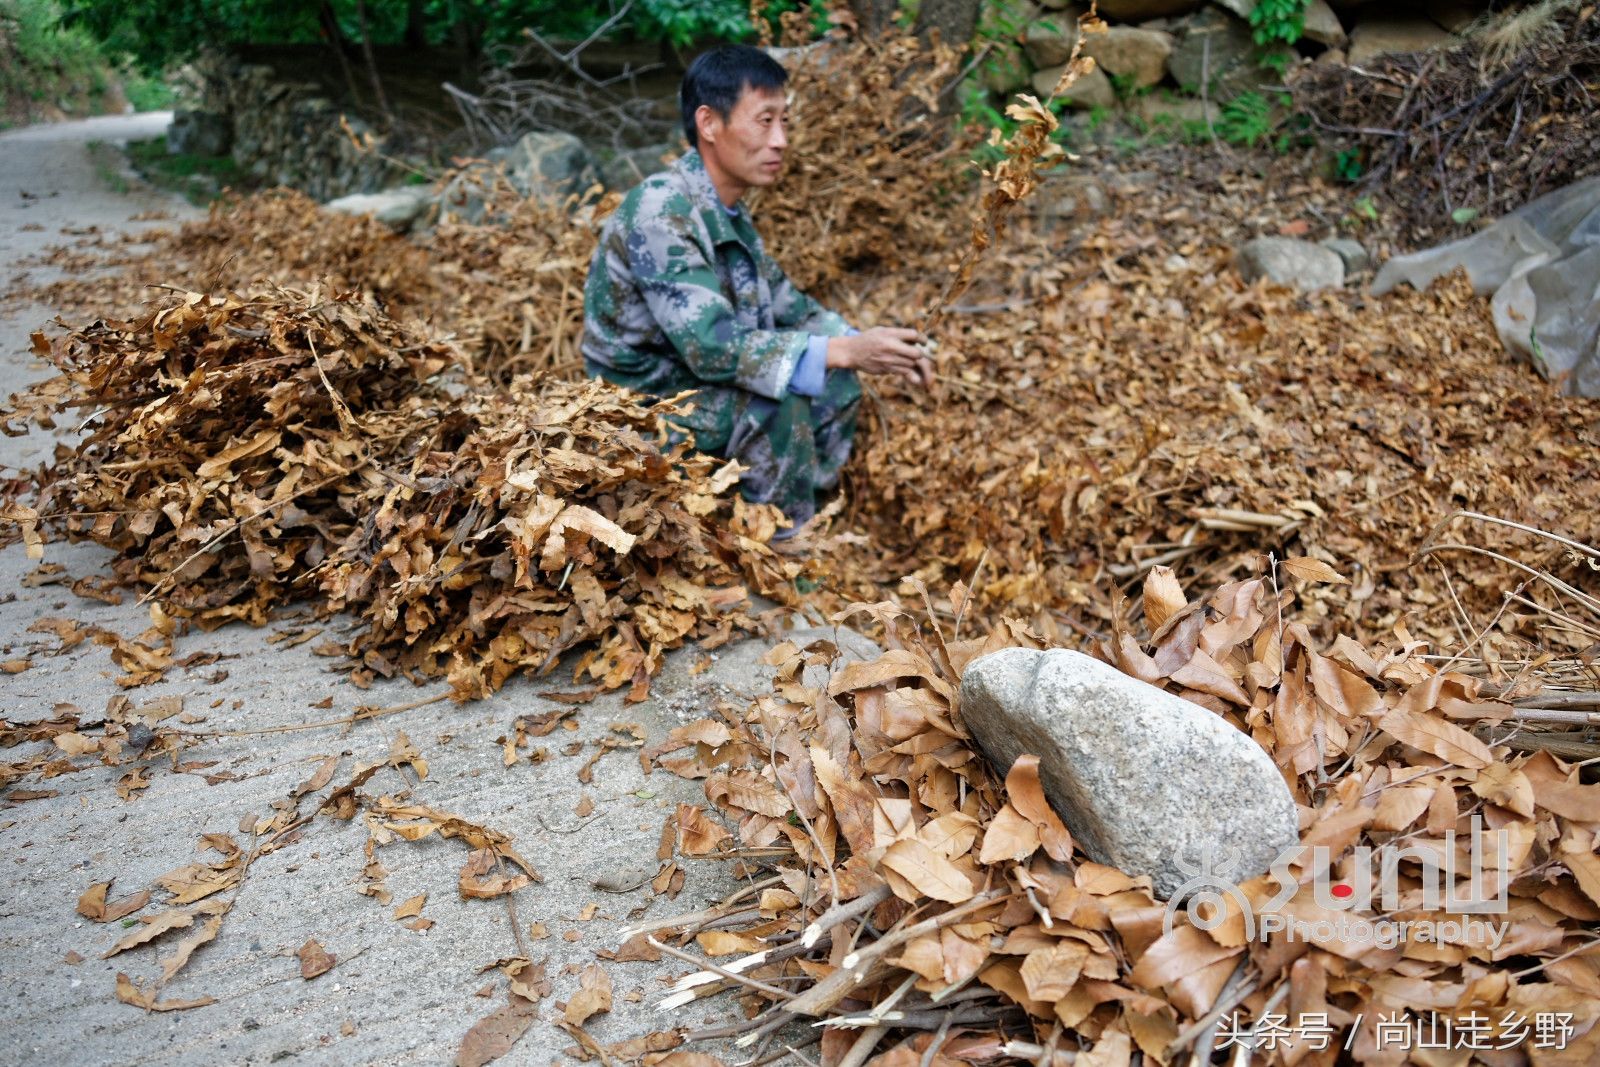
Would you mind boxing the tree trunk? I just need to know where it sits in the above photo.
[318,0,364,108]
[354,0,395,125]
[404,0,427,48]
[913,0,981,48]
[848,0,901,37]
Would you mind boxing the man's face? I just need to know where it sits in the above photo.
[698,84,789,192]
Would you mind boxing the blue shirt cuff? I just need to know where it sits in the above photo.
[789,335,830,397]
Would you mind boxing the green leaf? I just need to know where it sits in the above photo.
[1451,207,1480,224]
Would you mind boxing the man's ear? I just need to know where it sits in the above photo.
[694,104,720,148]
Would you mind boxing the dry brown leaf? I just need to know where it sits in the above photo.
[676,803,732,856]
[880,838,975,904]
[977,803,1041,865]
[160,915,223,982]
[114,972,214,1012]
[1471,762,1535,817]
[394,894,427,920]
[77,882,150,923]
[1281,556,1349,584]
[297,938,336,979]
[1377,707,1493,769]
[291,756,340,798]
[563,963,612,1026]
[103,909,194,958]
[456,996,538,1067]
[1141,567,1187,632]
[1005,755,1073,863]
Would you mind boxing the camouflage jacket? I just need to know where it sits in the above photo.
[580,150,851,412]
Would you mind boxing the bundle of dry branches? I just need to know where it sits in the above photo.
[1291,2,1600,245]
[641,565,1600,1065]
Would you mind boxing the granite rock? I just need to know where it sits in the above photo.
[1031,63,1115,109]
[1320,236,1373,275]
[1167,6,1277,99]
[1023,14,1081,68]
[1084,26,1175,88]
[323,186,434,232]
[167,110,232,157]
[1347,15,1456,64]
[960,647,1299,899]
[1237,236,1346,290]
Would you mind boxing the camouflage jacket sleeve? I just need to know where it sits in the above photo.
[631,210,812,402]
[765,256,852,337]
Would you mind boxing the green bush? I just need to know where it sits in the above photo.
[0,0,119,122]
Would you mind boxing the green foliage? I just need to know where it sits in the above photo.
[1215,90,1273,147]
[124,134,252,204]
[0,0,120,122]
[1248,0,1305,73]
[633,0,750,48]
[61,0,760,72]
[1248,0,1306,47]
[1343,195,1379,227]
[1333,146,1362,183]
[1108,71,1151,101]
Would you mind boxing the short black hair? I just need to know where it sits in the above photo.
[680,45,788,150]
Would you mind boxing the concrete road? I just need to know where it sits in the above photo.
[0,114,836,1066]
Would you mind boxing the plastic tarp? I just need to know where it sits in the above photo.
[1372,176,1600,397]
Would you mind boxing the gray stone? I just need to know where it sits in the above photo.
[1167,7,1280,99]
[960,648,1298,900]
[1037,174,1110,226]
[1084,27,1175,89]
[1302,0,1349,47]
[1320,236,1372,274]
[166,109,232,157]
[1023,14,1081,68]
[600,144,677,192]
[1095,0,1202,19]
[983,42,1035,96]
[1032,62,1115,109]
[1236,236,1346,290]
[502,130,599,200]
[1347,16,1455,64]
[1133,93,1221,130]
[439,132,600,224]
[1423,0,1480,33]
[323,186,435,232]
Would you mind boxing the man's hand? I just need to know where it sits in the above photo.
[827,327,934,389]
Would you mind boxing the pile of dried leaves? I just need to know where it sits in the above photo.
[828,262,1600,665]
[421,169,609,384]
[1291,2,1600,246]
[642,564,1599,1065]
[5,287,792,699]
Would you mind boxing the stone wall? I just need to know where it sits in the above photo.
[985,0,1482,109]
[177,58,413,202]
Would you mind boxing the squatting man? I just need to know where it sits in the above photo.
[581,45,933,537]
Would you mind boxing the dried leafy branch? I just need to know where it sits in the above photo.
[641,568,1600,1064]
